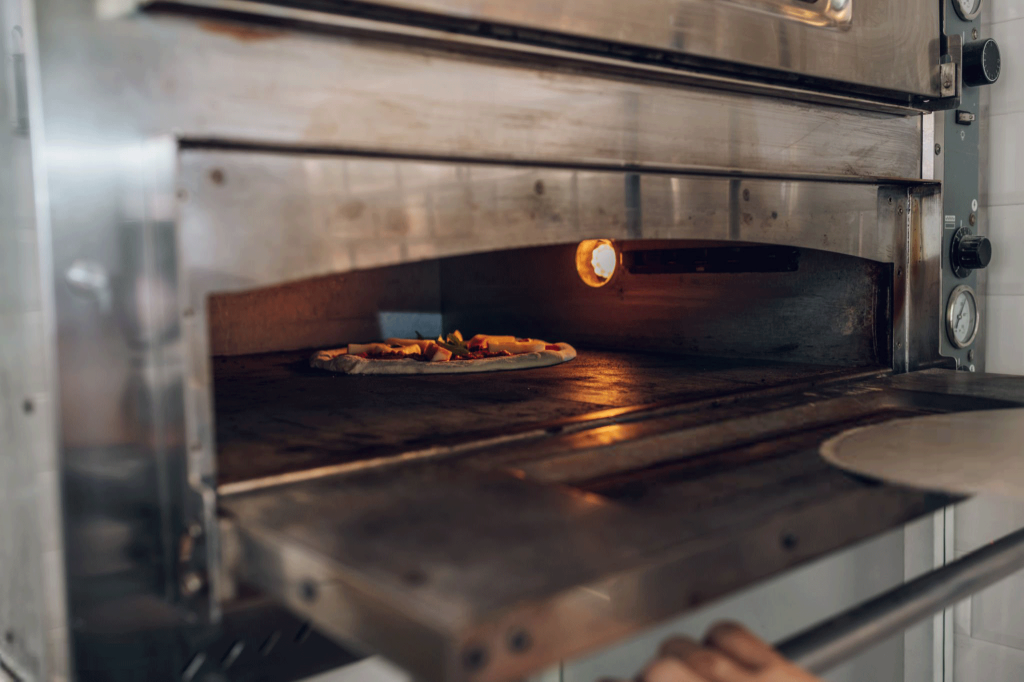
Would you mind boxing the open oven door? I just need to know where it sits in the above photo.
[217,367,1024,682]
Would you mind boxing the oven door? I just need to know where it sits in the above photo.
[218,368,1024,682]
[135,0,943,101]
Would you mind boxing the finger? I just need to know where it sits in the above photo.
[659,635,702,660]
[703,622,783,672]
[660,637,755,682]
[641,657,707,682]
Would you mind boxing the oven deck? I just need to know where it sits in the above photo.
[215,352,1024,682]
[214,349,887,488]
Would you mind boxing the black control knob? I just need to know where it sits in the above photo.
[957,234,992,270]
[963,38,1001,87]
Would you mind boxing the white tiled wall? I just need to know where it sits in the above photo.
[952,3,1024,682]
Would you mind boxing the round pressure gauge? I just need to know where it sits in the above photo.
[954,0,982,21]
[946,285,980,348]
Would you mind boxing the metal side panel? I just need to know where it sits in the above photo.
[125,0,942,100]
[218,370,1024,682]
[33,4,924,179]
[0,0,69,679]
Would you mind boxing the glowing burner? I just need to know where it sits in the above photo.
[576,239,619,287]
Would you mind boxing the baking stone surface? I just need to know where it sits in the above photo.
[820,408,1024,497]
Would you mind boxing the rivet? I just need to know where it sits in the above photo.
[972,28,979,40]
[462,646,488,671]
[968,349,975,362]
[508,629,532,654]
[935,143,942,155]
[300,580,318,602]
[969,213,976,226]
[181,571,204,596]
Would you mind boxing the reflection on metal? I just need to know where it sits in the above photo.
[722,0,852,28]
[127,0,940,100]
[777,525,1024,675]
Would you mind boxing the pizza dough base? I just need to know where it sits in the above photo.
[311,343,576,375]
[820,408,1024,498]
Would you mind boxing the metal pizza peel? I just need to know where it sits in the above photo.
[820,408,1024,498]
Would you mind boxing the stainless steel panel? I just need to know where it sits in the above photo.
[178,152,902,301]
[131,0,941,98]
[36,5,923,179]
[0,0,69,679]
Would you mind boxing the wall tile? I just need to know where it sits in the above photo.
[971,571,1024,651]
[983,204,1024,295]
[986,19,1024,116]
[982,295,1024,373]
[956,496,1024,553]
[954,633,1024,682]
[986,113,1024,207]
[984,1,1024,24]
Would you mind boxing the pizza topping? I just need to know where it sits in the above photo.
[385,338,433,352]
[487,339,548,354]
[467,334,515,350]
[335,332,558,363]
[424,342,453,362]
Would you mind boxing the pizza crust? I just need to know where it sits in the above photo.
[310,343,577,375]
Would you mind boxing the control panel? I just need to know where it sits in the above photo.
[938,0,1000,371]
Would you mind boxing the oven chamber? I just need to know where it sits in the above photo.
[0,0,1015,681]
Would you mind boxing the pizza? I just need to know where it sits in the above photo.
[310,331,577,375]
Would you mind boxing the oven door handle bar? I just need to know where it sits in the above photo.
[775,523,1024,675]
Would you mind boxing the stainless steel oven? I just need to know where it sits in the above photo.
[0,0,1014,681]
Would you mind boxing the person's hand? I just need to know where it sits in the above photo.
[628,622,823,682]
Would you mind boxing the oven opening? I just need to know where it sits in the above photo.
[208,239,893,494]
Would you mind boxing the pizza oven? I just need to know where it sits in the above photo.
[4,1,1024,682]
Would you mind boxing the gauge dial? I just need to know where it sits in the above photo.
[954,0,982,20]
[946,285,979,348]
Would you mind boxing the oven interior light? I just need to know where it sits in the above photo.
[576,239,618,287]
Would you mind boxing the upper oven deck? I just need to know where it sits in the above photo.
[128,0,943,106]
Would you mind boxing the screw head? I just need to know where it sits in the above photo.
[935,143,942,155]
[972,28,979,40]
[508,629,532,654]
[462,646,488,671]
[181,571,204,596]
[300,580,318,602]
[969,212,977,226]
[968,349,975,362]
